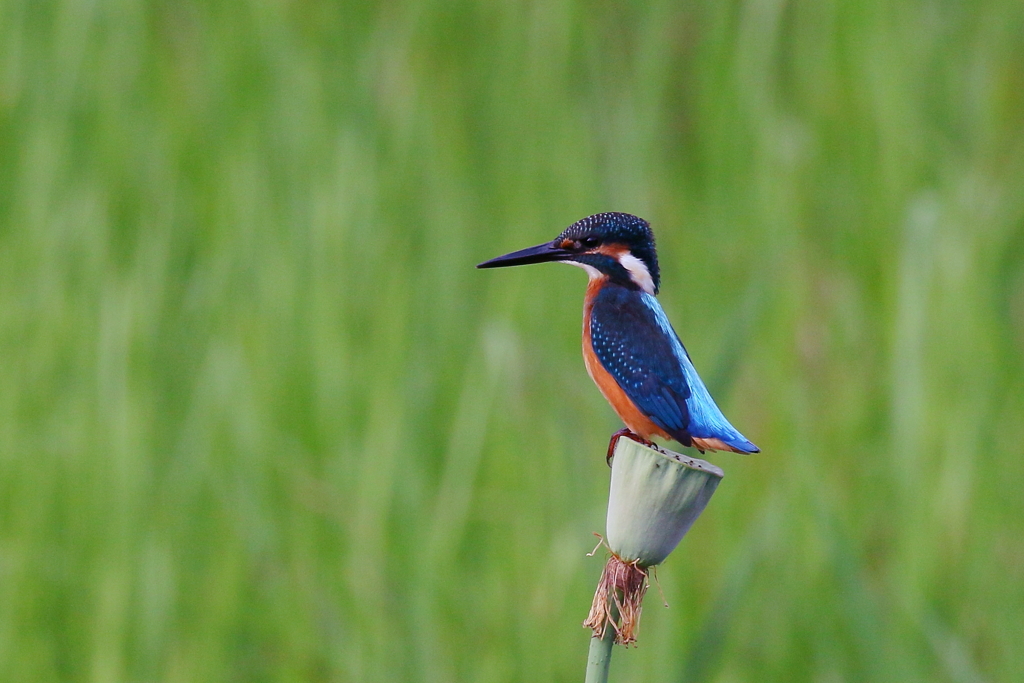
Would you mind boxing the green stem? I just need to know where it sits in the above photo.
[585,602,619,683]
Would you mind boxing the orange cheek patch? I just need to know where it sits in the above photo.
[595,243,628,257]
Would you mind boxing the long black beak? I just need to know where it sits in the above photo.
[476,241,572,269]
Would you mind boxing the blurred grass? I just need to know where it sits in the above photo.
[2,0,1024,681]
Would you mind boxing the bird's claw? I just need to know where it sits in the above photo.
[606,428,661,466]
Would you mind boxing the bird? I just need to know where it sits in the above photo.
[477,212,759,459]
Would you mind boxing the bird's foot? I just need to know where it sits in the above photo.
[606,428,630,465]
[606,429,661,466]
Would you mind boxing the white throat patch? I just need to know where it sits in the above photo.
[565,260,604,281]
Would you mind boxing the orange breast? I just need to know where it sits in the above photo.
[582,279,670,441]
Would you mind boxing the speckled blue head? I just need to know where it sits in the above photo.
[555,213,660,293]
[477,212,662,294]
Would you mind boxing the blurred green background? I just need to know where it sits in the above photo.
[2,0,1024,681]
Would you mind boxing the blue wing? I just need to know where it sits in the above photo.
[590,283,758,453]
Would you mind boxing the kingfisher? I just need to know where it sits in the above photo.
[477,212,759,458]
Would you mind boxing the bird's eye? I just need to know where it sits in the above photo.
[581,236,600,248]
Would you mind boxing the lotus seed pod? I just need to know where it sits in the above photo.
[605,437,723,567]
